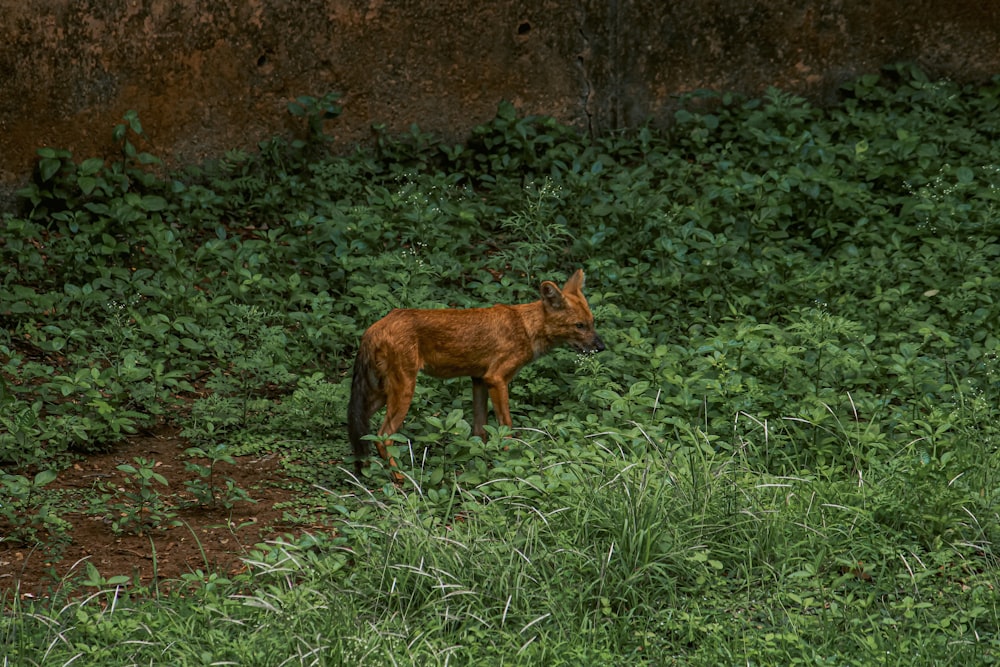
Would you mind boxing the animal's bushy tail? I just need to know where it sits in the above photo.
[348,343,375,475]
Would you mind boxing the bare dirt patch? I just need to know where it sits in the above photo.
[0,427,316,600]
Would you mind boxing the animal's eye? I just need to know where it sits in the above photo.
[575,322,586,329]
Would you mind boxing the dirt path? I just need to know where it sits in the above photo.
[0,427,314,600]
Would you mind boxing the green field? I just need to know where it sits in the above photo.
[2,65,1000,664]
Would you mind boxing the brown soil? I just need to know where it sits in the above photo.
[0,426,320,601]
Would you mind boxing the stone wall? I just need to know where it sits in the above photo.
[2,0,999,196]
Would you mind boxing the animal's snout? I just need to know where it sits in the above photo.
[589,334,606,353]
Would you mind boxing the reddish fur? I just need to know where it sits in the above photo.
[348,269,605,482]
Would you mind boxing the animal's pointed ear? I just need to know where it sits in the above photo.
[540,280,565,310]
[563,269,585,293]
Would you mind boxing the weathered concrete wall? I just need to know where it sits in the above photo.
[584,1,1000,128]
[2,0,999,196]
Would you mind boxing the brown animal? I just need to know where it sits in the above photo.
[348,269,605,482]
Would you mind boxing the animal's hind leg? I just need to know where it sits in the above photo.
[355,390,386,472]
[376,371,416,483]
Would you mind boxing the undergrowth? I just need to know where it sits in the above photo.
[2,64,1000,664]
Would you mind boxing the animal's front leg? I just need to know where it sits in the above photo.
[485,380,513,430]
[471,377,489,438]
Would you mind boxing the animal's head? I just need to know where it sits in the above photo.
[539,269,606,354]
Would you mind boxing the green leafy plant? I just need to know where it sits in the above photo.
[182,304,297,447]
[0,388,46,466]
[287,92,343,145]
[99,457,177,535]
[0,468,70,548]
[183,444,255,509]
[494,178,572,280]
